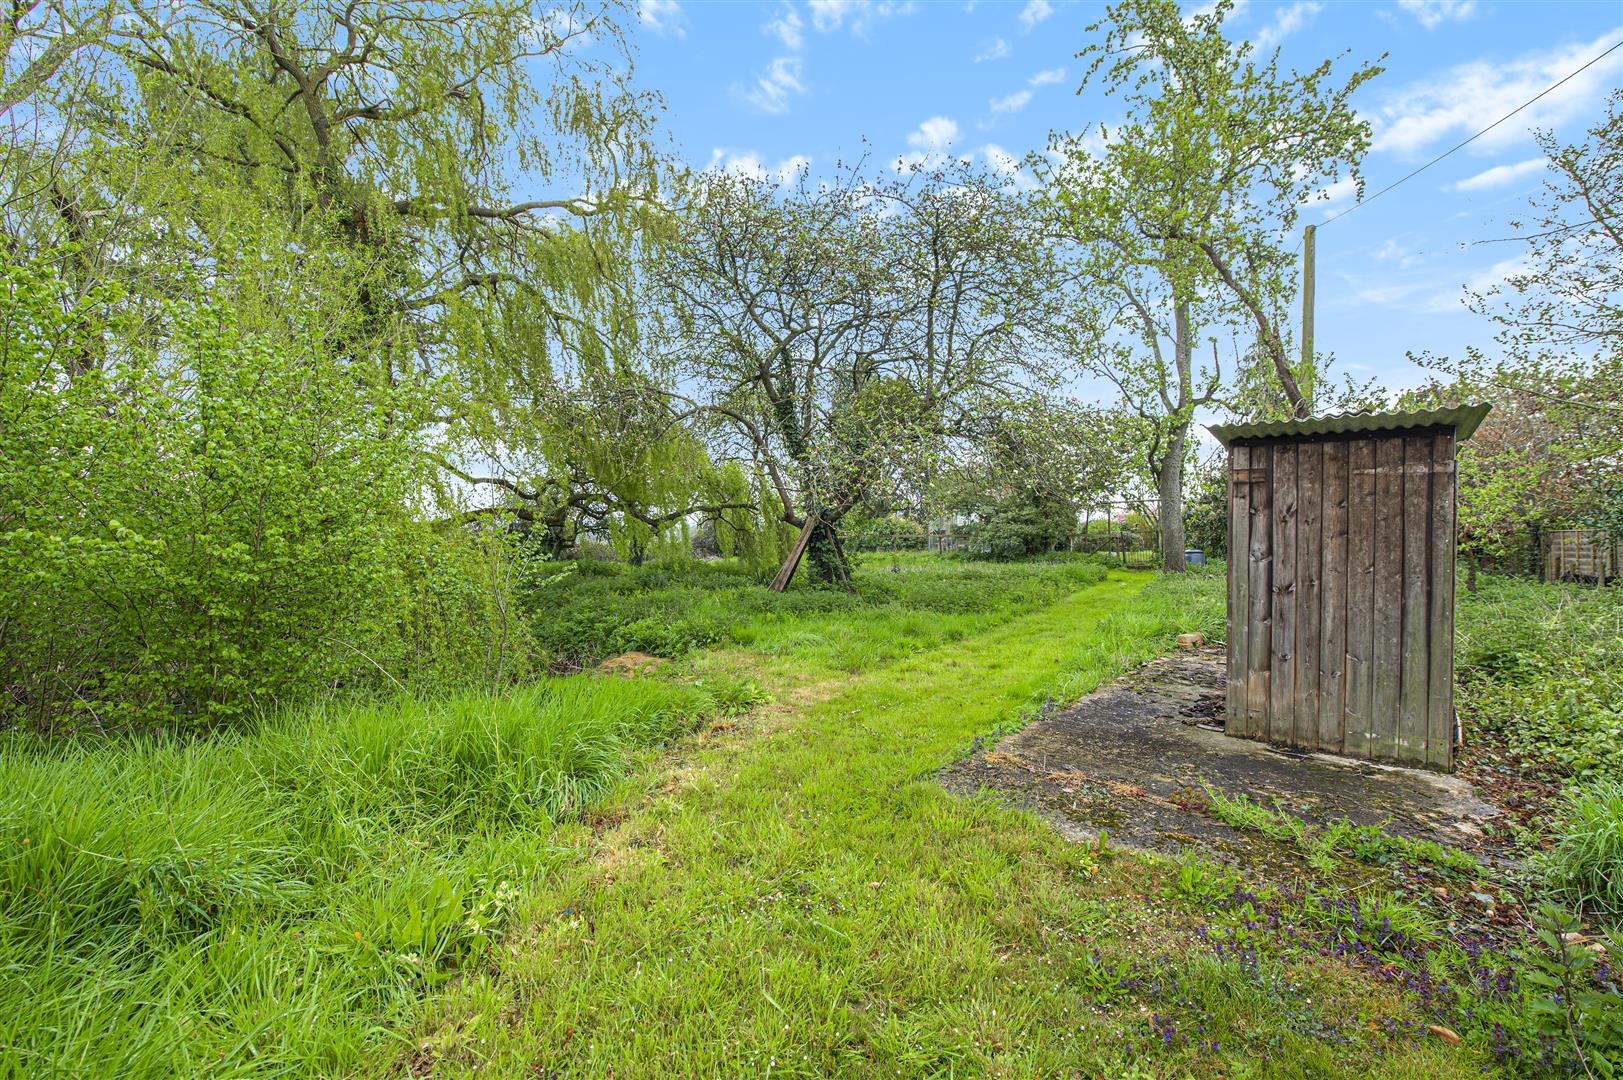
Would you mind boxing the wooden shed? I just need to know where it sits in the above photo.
[1208,405,1491,772]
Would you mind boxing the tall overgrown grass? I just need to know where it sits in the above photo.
[1538,779,1623,919]
[526,551,1112,671]
[0,676,732,1077]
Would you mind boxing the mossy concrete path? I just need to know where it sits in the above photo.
[941,646,1500,871]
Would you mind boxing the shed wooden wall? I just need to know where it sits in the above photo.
[1225,428,1457,771]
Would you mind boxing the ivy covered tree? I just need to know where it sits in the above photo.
[660,163,1062,583]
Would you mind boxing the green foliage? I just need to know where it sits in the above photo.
[1522,905,1623,1077]
[844,514,927,552]
[1455,574,1623,779]
[0,675,729,1076]
[0,255,494,728]
[1183,461,1228,559]
[964,492,1079,559]
[1536,780,1623,919]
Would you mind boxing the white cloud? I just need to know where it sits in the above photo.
[895,115,961,171]
[1449,157,1547,191]
[910,116,959,150]
[981,143,1037,189]
[1421,255,1531,312]
[983,143,1020,175]
[1372,239,1425,269]
[990,89,1033,113]
[806,0,916,36]
[1313,176,1358,210]
[1028,67,1067,86]
[638,0,685,36]
[1254,1,1322,49]
[975,36,1010,62]
[1187,0,1250,22]
[706,148,813,183]
[1395,0,1476,29]
[741,57,807,114]
[764,4,804,49]
[1018,0,1053,32]
[808,0,851,30]
[1372,30,1623,155]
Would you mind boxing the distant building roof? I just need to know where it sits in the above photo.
[1207,403,1491,448]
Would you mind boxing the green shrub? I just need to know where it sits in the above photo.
[845,514,927,552]
[0,254,516,730]
[965,494,1080,558]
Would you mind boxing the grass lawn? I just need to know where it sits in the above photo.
[5,556,1609,1077]
[403,566,1504,1078]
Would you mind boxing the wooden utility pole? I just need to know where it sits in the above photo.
[1301,223,1316,415]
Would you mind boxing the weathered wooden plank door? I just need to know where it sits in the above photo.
[1295,441,1323,751]
[1225,428,1460,772]
[1344,437,1378,761]
[1318,441,1349,755]
[1245,446,1273,740]
[1226,445,1251,736]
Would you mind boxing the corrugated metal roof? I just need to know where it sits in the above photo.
[1207,403,1491,447]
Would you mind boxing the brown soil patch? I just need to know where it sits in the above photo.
[597,651,672,677]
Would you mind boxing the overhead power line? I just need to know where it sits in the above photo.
[1321,38,1623,228]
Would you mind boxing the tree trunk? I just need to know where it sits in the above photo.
[1158,298,1193,573]
[1157,429,1188,573]
[805,518,852,584]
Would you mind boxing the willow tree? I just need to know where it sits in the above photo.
[659,164,1061,583]
[1042,0,1380,570]
[15,1,669,505]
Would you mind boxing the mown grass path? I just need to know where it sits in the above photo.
[408,572,1476,1078]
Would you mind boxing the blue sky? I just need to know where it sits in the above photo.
[627,0,1622,407]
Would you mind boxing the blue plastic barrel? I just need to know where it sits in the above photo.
[1184,548,1206,566]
